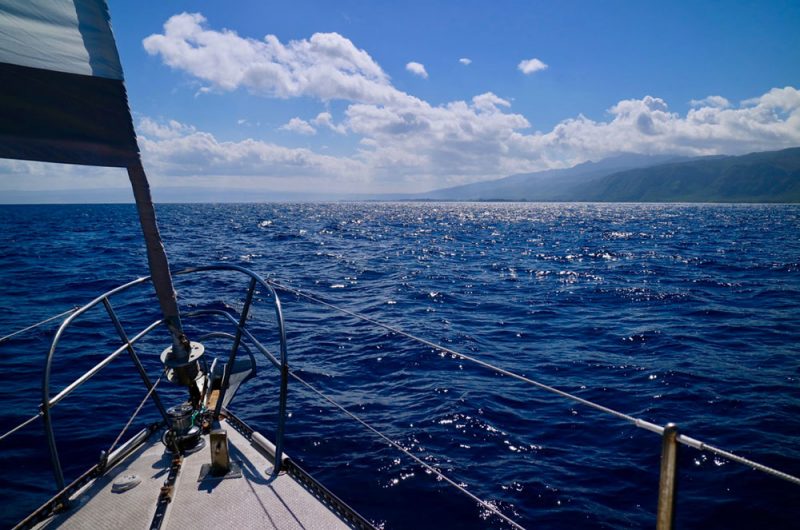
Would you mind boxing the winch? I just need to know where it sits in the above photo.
[162,402,204,453]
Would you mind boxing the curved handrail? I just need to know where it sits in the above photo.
[7,266,799,528]
[40,264,288,489]
[176,265,288,473]
[42,275,154,488]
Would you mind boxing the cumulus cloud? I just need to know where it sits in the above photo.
[138,117,196,139]
[459,57,472,65]
[472,93,511,112]
[343,92,534,182]
[140,13,800,192]
[135,87,800,191]
[313,112,347,134]
[509,88,800,164]
[138,118,365,180]
[518,57,548,75]
[279,117,317,135]
[143,12,404,105]
[0,158,120,187]
[689,95,730,108]
[405,61,428,78]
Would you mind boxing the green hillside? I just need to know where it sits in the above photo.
[575,147,800,202]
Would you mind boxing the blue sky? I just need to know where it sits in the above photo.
[3,0,800,197]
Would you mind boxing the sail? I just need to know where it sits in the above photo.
[0,0,188,354]
[0,0,137,166]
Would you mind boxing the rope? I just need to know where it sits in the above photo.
[0,412,43,442]
[268,279,800,488]
[288,369,525,530]
[0,306,78,345]
[107,377,162,456]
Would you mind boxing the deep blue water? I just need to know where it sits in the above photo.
[1,202,799,529]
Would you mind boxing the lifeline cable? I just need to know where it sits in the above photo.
[0,412,43,443]
[268,279,658,429]
[267,279,800,487]
[288,369,526,530]
[0,306,79,344]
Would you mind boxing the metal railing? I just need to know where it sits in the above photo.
[3,267,799,529]
[1,264,288,491]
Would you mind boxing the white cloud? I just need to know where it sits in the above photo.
[313,112,347,134]
[140,88,800,191]
[279,117,317,135]
[405,61,428,78]
[472,92,511,112]
[517,57,548,75]
[508,88,800,164]
[343,92,533,183]
[138,14,800,192]
[143,12,404,105]
[690,95,730,108]
[459,57,471,65]
[138,117,196,139]
[138,118,365,180]
[0,159,129,193]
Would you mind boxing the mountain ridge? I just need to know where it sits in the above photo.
[574,147,800,202]
[404,147,800,203]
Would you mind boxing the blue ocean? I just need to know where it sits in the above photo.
[1,202,798,529]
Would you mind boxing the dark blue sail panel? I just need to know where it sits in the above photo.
[0,62,139,167]
[0,0,138,167]
[0,0,188,356]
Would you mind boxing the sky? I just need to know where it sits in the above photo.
[3,0,800,199]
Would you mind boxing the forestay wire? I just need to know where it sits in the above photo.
[267,279,800,488]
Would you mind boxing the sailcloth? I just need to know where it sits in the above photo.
[0,0,187,352]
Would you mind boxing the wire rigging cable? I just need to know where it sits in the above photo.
[288,369,525,530]
[107,377,162,456]
[0,412,43,443]
[268,279,660,428]
[267,279,800,488]
[0,306,79,344]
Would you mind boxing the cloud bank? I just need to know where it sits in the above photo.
[135,13,800,192]
[138,119,365,181]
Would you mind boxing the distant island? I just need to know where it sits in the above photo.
[387,147,800,203]
[4,147,798,204]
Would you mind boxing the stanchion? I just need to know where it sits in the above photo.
[656,423,679,530]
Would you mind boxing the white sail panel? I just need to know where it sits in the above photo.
[0,0,123,80]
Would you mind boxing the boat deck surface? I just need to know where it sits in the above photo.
[34,419,353,529]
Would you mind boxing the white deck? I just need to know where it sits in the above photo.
[35,420,354,529]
